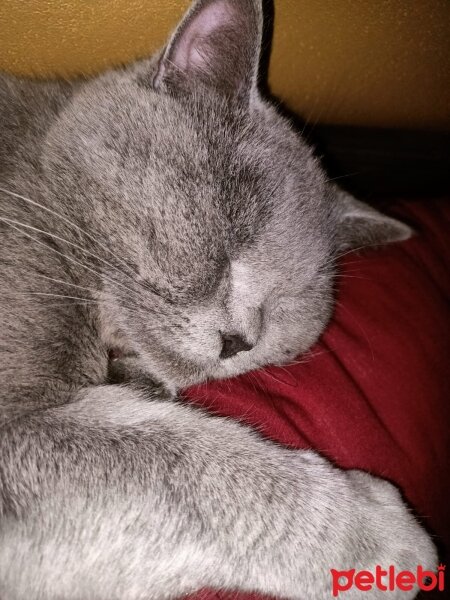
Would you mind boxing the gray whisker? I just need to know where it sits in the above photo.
[0,217,142,300]
[0,215,142,299]
[0,186,138,280]
[25,292,100,302]
[33,274,101,295]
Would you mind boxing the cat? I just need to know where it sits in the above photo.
[0,0,437,598]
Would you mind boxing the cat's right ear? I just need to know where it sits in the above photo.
[153,0,263,105]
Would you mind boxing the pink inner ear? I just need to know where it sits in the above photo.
[172,0,235,73]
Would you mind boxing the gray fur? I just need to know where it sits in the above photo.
[0,0,435,598]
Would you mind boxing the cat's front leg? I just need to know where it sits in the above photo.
[0,385,436,600]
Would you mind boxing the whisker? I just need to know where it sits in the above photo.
[259,365,298,388]
[334,241,397,262]
[282,348,331,367]
[0,186,138,279]
[20,301,100,311]
[25,292,100,303]
[0,215,142,298]
[7,292,164,328]
[33,274,101,295]
[335,274,371,281]
[325,172,360,184]
[0,218,141,300]
[334,298,375,362]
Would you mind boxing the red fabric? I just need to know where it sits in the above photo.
[183,198,450,600]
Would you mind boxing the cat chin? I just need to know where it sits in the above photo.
[126,350,256,390]
[189,343,314,386]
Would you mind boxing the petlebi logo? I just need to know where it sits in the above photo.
[330,564,446,596]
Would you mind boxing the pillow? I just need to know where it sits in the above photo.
[183,197,450,600]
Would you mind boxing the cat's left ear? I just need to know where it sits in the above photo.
[153,0,263,103]
[333,186,413,251]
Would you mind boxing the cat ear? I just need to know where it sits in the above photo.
[333,186,413,251]
[153,0,263,102]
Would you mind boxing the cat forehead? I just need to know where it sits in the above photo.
[57,78,283,217]
[47,72,330,265]
[69,72,288,170]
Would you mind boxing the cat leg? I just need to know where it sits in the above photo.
[0,385,436,599]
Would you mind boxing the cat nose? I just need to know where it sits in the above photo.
[220,333,253,360]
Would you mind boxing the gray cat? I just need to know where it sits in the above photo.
[0,0,437,598]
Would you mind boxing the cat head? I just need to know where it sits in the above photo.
[42,0,411,388]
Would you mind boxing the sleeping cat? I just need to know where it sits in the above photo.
[0,0,436,598]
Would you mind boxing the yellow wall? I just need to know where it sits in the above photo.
[1,0,449,130]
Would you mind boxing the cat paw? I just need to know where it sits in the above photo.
[343,470,438,598]
[107,353,175,401]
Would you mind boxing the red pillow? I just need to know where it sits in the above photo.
[183,198,450,600]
